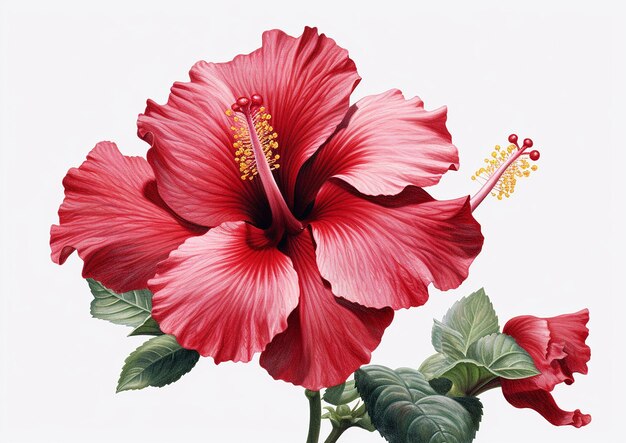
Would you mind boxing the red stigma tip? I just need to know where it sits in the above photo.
[523,138,533,148]
[231,103,241,112]
[251,94,263,106]
[508,134,518,145]
[237,96,250,107]
[529,150,540,161]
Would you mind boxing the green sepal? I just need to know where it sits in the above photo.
[323,380,360,405]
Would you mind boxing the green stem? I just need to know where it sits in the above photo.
[305,389,321,443]
[324,426,348,443]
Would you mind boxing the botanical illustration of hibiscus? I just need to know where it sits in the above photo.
[50,27,484,390]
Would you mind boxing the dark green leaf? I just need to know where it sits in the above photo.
[128,316,163,336]
[429,377,453,395]
[88,279,152,327]
[453,397,483,431]
[117,335,199,392]
[467,333,539,379]
[355,365,480,443]
[323,380,360,405]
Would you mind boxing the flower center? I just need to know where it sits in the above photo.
[470,134,540,211]
[226,94,303,238]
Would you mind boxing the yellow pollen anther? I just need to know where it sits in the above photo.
[471,142,539,201]
[225,105,281,180]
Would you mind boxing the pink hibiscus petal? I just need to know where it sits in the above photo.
[308,180,483,310]
[502,387,591,428]
[138,27,360,226]
[260,231,393,390]
[138,65,270,228]
[50,141,205,293]
[297,89,457,205]
[149,221,299,364]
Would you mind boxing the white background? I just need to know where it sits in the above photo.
[1,0,624,442]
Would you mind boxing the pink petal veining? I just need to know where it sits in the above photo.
[149,221,299,363]
[309,180,483,310]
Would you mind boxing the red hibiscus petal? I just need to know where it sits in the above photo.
[501,385,591,427]
[138,64,270,228]
[138,27,360,226]
[149,222,299,364]
[502,316,561,392]
[503,310,590,392]
[298,90,457,203]
[260,231,393,390]
[50,142,205,293]
[219,27,361,205]
[308,180,483,310]
[545,309,590,377]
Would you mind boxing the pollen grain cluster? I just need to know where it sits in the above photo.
[471,144,538,200]
[226,106,280,181]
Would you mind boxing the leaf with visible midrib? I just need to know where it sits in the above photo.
[355,365,481,443]
[117,335,200,392]
[88,279,152,327]
[128,317,163,337]
[435,288,500,356]
[467,333,539,379]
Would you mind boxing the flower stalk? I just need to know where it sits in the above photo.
[305,389,322,443]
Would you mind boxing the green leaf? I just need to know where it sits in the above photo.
[117,335,200,392]
[434,288,499,357]
[467,333,540,379]
[432,320,466,360]
[419,352,498,397]
[88,279,152,327]
[437,361,497,396]
[453,397,483,431]
[355,365,480,443]
[419,353,450,380]
[429,377,453,395]
[323,380,360,405]
[128,317,163,337]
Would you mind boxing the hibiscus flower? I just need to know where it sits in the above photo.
[501,309,591,427]
[50,27,484,390]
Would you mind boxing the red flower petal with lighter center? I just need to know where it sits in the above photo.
[308,180,483,310]
[50,142,205,293]
[501,310,591,427]
[297,89,458,205]
[138,27,360,227]
[260,231,393,390]
[149,222,299,364]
